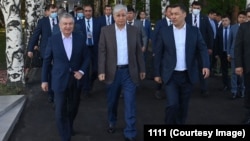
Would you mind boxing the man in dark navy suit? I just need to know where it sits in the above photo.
[76,4,101,97]
[215,15,231,92]
[152,5,172,99]
[235,9,250,124]
[185,1,213,96]
[41,13,89,141]
[99,5,115,28]
[27,4,58,103]
[154,3,210,124]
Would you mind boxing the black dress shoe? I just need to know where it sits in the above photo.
[48,97,54,103]
[71,129,76,136]
[232,93,237,99]
[124,137,136,141]
[201,90,209,97]
[107,125,115,133]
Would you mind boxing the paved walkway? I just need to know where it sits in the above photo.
[8,73,246,141]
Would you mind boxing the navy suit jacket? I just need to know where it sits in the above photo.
[143,19,151,41]
[99,15,115,28]
[154,24,210,84]
[186,14,214,50]
[28,17,58,58]
[76,18,101,50]
[42,32,90,92]
[215,25,231,56]
[152,18,169,53]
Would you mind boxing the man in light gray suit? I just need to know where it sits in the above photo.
[98,4,145,141]
[227,11,246,99]
[126,6,148,52]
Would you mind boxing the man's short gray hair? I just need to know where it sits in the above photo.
[59,13,74,23]
[113,4,127,15]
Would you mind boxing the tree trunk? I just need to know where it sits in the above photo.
[94,0,101,17]
[25,0,44,51]
[132,0,136,10]
[0,0,24,83]
[145,0,150,19]
[161,0,170,18]
[116,0,123,4]
[247,0,250,8]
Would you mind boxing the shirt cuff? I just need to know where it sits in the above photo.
[79,70,84,75]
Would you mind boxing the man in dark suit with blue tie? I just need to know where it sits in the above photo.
[154,3,210,124]
[76,4,101,97]
[41,13,89,141]
[185,1,213,96]
[215,15,231,92]
[99,5,115,28]
[27,4,58,103]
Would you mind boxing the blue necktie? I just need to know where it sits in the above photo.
[107,16,110,25]
[194,15,197,27]
[224,27,228,51]
[87,19,93,46]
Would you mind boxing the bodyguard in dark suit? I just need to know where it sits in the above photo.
[76,4,101,96]
[228,11,246,99]
[126,6,148,52]
[154,4,210,124]
[152,5,172,99]
[185,1,213,95]
[235,19,250,124]
[98,4,145,141]
[99,5,115,27]
[215,15,231,91]
[41,13,89,141]
[27,4,58,103]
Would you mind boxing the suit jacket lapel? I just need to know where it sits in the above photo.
[185,24,191,58]
[70,33,75,61]
[110,25,117,56]
[58,33,70,61]
[127,25,133,57]
[167,25,176,52]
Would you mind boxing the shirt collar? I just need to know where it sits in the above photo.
[127,19,134,24]
[85,17,93,22]
[173,23,186,30]
[115,23,126,31]
[62,33,72,39]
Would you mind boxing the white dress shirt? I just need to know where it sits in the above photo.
[49,17,57,30]
[115,24,128,65]
[106,15,112,25]
[166,17,172,26]
[62,34,72,60]
[173,24,187,71]
[85,17,94,45]
[192,14,200,28]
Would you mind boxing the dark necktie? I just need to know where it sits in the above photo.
[224,27,228,51]
[107,16,110,25]
[87,19,93,46]
[194,15,197,27]
[141,20,144,27]
[52,18,55,26]
[169,20,172,26]
[128,21,132,25]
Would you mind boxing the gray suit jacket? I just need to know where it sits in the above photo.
[98,24,145,84]
[131,19,148,47]
[228,24,239,58]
